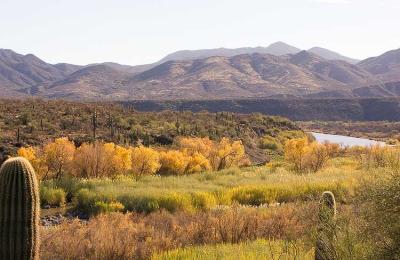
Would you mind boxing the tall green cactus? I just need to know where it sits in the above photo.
[0,157,40,260]
[315,191,337,260]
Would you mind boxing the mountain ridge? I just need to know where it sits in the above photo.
[0,45,399,100]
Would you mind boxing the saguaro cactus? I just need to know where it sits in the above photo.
[0,157,40,260]
[315,191,337,260]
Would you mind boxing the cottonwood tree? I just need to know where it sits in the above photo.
[130,146,160,178]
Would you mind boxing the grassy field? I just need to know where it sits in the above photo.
[41,158,366,215]
[152,239,313,260]
[37,150,399,259]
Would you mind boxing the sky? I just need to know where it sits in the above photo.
[1,0,399,65]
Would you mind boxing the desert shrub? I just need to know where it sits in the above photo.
[158,193,194,213]
[40,203,317,260]
[265,160,291,173]
[111,193,195,213]
[357,144,400,172]
[228,183,348,206]
[277,130,306,143]
[358,172,400,259]
[40,187,66,206]
[93,201,125,215]
[41,177,83,202]
[191,192,217,210]
[118,195,160,213]
[73,188,114,215]
[259,135,282,151]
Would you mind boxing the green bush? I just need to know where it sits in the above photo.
[259,135,282,151]
[191,192,217,210]
[228,183,347,206]
[229,186,271,206]
[40,187,66,206]
[93,201,125,215]
[41,177,87,202]
[73,188,106,214]
[359,173,400,259]
[158,193,194,213]
[117,195,160,213]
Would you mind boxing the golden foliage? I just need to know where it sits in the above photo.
[351,144,400,171]
[73,142,131,178]
[185,152,211,174]
[159,150,188,175]
[178,137,213,157]
[17,146,47,178]
[284,138,334,173]
[131,146,160,177]
[43,137,75,179]
[209,138,246,171]
[17,136,247,178]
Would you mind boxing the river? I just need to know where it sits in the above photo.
[311,132,386,147]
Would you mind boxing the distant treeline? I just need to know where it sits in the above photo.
[121,98,400,121]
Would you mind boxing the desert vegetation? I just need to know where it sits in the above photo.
[1,100,399,259]
[0,99,304,165]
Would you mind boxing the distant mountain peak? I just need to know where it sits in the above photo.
[359,48,400,78]
[308,46,359,64]
[266,41,301,55]
[289,50,322,65]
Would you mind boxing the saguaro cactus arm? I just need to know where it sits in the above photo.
[315,191,337,260]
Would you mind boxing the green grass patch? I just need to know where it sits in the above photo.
[152,239,313,260]
[41,162,365,215]
[40,187,66,207]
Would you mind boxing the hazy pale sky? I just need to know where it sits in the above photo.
[1,0,399,65]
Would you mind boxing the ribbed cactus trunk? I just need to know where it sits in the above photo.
[315,191,337,260]
[0,157,40,260]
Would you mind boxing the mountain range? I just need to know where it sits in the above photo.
[1,42,399,100]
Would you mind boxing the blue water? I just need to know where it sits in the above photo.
[311,132,386,147]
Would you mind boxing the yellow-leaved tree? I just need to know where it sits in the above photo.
[130,146,160,178]
[209,137,246,171]
[112,144,132,175]
[73,142,131,178]
[158,150,188,175]
[284,137,309,173]
[17,146,47,179]
[43,137,75,179]
[178,137,213,158]
[284,137,331,173]
[184,152,211,174]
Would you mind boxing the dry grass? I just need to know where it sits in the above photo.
[40,203,318,260]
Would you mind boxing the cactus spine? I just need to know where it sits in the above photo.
[0,157,40,260]
[315,191,337,260]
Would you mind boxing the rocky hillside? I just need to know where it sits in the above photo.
[0,46,400,100]
[359,48,400,81]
